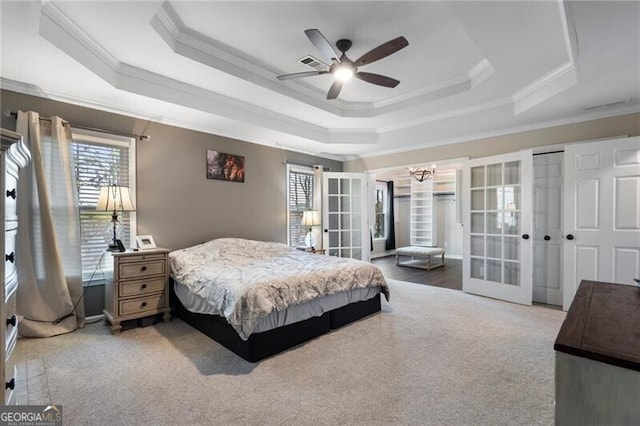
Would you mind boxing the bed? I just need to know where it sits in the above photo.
[169,238,389,362]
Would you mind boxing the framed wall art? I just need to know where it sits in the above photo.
[206,150,245,183]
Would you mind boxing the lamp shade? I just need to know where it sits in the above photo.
[96,185,135,212]
[302,210,320,226]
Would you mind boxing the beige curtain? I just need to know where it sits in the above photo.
[16,111,84,337]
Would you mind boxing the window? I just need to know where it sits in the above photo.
[72,131,136,284]
[373,183,387,239]
[287,165,314,247]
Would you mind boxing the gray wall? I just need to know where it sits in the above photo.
[1,89,342,249]
[1,89,342,315]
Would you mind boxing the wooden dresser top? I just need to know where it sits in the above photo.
[554,280,640,372]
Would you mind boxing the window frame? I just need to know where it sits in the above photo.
[373,182,388,240]
[286,164,315,247]
[72,129,137,286]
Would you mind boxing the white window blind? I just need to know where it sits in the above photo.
[72,132,136,284]
[287,166,314,247]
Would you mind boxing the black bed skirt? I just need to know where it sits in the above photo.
[170,282,382,362]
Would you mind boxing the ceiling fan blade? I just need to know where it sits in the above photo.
[277,70,327,81]
[354,36,409,67]
[305,29,340,63]
[326,80,343,99]
[355,72,400,88]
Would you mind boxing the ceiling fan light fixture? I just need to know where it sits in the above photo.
[334,64,355,81]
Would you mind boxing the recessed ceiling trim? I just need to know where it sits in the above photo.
[372,59,494,112]
[150,1,349,115]
[153,1,492,118]
[357,103,640,160]
[512,61,577,115]
[37,2,376,147]
[511,0,579,115]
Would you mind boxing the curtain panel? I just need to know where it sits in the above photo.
[16,111,84,337]
[385,181,396,250]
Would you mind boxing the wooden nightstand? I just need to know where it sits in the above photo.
[310,248,326,255]
[103,248,171,333]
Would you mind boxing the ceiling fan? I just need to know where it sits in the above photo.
[277,29,409,100]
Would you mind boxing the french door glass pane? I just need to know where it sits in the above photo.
[471,189,484,210]
[487,236,502,258]
[487,164,502,186]
[471,235,484,256]
[487,259,502,282]
[470,160,522,286]
[471,166,485,188]
[471,213,484,233]
[471,258,484,279]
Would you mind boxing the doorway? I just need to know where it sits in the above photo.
[370,162,464,291]
[532,151,563,306]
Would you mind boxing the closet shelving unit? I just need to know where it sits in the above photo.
[410,177,435,246]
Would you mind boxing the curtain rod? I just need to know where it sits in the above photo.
[5,110,150,141]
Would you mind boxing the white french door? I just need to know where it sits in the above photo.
[322,172,369,260]
[463,151,533,305]
[563,136,640,310]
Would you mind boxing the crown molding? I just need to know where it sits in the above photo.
[356,104,640,160]
[511,0,579,115]
[37,2,376,146]
[512,61,577,115]
[152,1,493,118]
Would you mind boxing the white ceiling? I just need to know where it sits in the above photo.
[1,1,638,161]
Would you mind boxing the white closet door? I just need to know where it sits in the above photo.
[322,172,369,260]
[563,136,640,310]
[463,150,533,305]
[532,152,563,306]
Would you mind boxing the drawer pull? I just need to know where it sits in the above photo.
[141,284,147,290]
[5,252,15,263]
[141,266,147,272]
[5,378,15,390]
[141,302,147,308]
[6,188,16,199]
[6,315,16,327]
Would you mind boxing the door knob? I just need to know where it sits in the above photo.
[324,229,328,233]
[566,234,574,240]
[544,235,551,241]
[6,315,16,327]
[521,234,530,240]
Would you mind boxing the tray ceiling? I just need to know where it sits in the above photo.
[1,1,638,160]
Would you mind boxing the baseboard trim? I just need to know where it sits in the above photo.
[445,254,463,260]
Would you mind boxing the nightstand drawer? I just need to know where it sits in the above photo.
[119,294,164,316]
[119,277,165,298]
[119,260,165,279]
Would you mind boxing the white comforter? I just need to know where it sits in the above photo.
[169,238,389,340]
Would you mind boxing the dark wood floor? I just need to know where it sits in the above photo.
[372,255,462,291]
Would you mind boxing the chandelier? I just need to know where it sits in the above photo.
[409,165,436,183]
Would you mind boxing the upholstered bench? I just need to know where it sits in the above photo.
[395,246,445,270]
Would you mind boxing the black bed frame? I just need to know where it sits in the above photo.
[170,280,382,362]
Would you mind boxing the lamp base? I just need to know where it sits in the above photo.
[107,239,125,252]
[304,231,316,249]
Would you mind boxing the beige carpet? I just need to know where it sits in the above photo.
[15,280,565,425]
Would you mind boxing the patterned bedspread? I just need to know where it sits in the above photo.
[169,238,389,340]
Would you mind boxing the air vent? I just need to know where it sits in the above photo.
[582,98,630,112]
[298,55,328,71]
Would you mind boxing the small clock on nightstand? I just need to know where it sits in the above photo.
[103,248,171,333]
